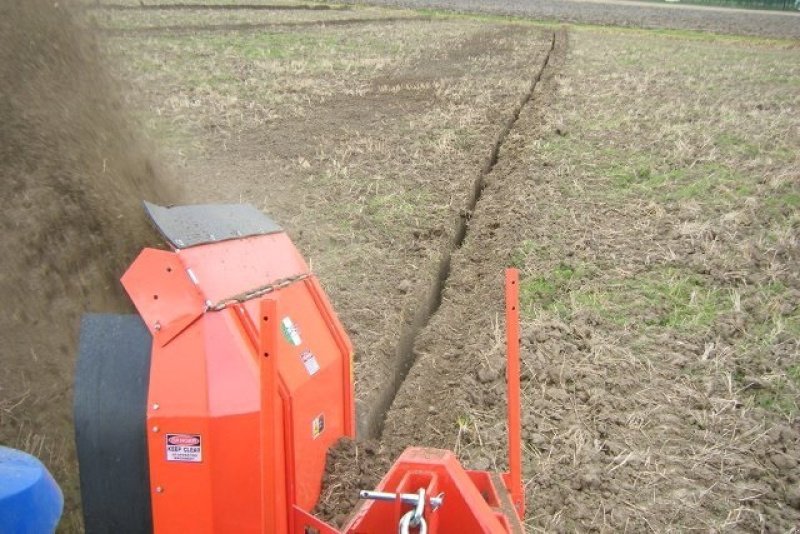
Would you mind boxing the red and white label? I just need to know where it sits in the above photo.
[166,434,202,462]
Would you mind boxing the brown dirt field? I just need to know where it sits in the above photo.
[377,25,800,532]
[4,0,799,530]
[0,0,177,530]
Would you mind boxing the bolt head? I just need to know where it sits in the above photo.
[152,426,159,433]
[155,486,164,494]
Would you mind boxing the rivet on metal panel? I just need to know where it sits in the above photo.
[262,315,270,358]
[152,403,160,411]
[154,321,162,332]
[155,486,164,494]
[152,426,160,433]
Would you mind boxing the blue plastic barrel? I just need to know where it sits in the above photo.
[0,446,63,533]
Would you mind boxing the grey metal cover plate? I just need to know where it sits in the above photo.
[144,201,282,249]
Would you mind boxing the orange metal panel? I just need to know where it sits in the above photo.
[147,319,214,533]
[177,233,308,303]
[121,248,205,340]
[304,277,355,437]
[242,279,351,510]
[292,506,340,534]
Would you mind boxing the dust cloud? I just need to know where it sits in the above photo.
[0,0,176,527]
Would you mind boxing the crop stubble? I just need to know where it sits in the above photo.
[376,25,799,531]
[6,1,797,530]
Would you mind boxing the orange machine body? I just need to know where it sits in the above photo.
[121,231,354,533]
[111,202,526,533]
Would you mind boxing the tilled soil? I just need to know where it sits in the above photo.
[6,1,798,530]
[374,25,800,532]
[349,0,800,39]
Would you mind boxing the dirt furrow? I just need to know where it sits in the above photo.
[379,27,567,454]
[366,29,559,438]
[314,29,567,526]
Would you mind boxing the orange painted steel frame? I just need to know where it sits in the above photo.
[505,268,524,518]
[122,232,355,533]
[344,448,514,534]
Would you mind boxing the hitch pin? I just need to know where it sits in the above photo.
[359,490,444,510]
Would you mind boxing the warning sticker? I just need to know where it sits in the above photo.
[166,434,202,463]
[281,317,302,346]
[312,414,325,439]
[300,350,320,376]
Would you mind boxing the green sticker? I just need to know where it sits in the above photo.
[281,317,302,346]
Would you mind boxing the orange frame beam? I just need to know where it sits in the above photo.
[259,298,284,533]
[505,268,524,518]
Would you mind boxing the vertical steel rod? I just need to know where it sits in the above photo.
[505,268,524,518]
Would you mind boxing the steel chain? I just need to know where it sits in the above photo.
[398,489,427,534]
[398,511,427,534]
[205,273,309,312]
[411,489,425,526]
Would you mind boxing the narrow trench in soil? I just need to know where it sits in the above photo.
[363,30,560,439]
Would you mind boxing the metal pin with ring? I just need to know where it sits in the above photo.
[359,488,443,534]
[358,490,444,510]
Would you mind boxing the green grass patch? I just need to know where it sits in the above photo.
[627,270,726,328]
[611,162,756,205]
[510,239,545,269]
[115,29,397,89]
[183,31,367,63]
[723,280,798,415]
[764,189,800,212]
[790,364,800,385]
[715,133,760,158]
[365,191,430,224]
[520,262,589,310]
[537,137,759,208]
[752,367,800,415]
[320,181,436,230]
[530,267,729,331]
